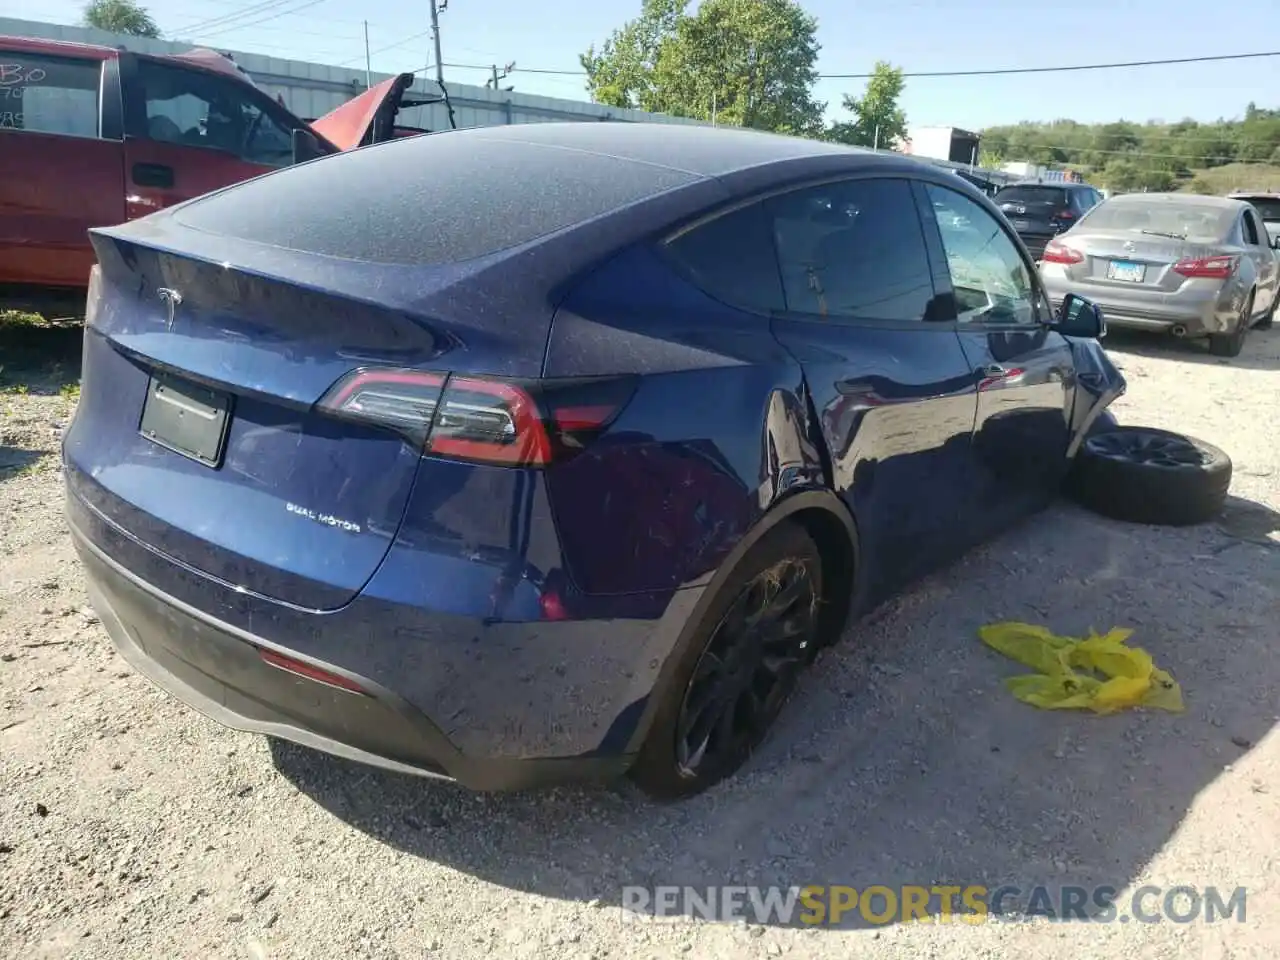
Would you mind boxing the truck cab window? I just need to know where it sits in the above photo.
[0,55,100,138]
[137,60,295,167]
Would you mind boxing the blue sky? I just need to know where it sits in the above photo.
[10,0,1279,128]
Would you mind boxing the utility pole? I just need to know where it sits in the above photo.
[486,62,515,90]
[873,124,880,151]
[428,0,446,85]
[363,20,371,91]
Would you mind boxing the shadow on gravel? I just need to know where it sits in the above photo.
[1102,325,1280,372]
[273,495,1280,931]
[0,319,83,395]
[0,446,44,476]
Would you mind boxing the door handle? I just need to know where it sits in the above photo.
[978,364,1009,378]
[132,162,175,188]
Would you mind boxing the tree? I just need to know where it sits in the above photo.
[581,0,825,136]
[83,0,161,36]
[580,0,685,112]
[825,61,907,149]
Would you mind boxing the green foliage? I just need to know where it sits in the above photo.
[580,0,684,112]
[981,111,1280,192]
[825,61,906,148]
[581,0,825,135]
[83,0,160,37]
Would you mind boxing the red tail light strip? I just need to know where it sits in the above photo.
[259,648,368,695]
[1173,256,1237,280]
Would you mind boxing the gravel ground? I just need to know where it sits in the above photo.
[2,321,1278,959]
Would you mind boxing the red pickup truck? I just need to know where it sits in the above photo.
[1,35,419,314]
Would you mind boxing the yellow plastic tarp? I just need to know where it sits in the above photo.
[978,622,1184,714]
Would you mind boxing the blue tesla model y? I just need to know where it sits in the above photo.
[63,122,1123,799]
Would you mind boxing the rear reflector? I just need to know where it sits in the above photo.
[1173,255,1237,279]
[1041,240,1084,265]
[317,369,636,467]
[259,648,368,695]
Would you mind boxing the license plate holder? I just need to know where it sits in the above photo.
[1107,259,1146,282]
[139,372,232,467]
[1011,219,1031,231]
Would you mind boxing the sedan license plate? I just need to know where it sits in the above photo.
[1011,219,1030,231]
[139,373,232,467]
[1107,259,1146,282]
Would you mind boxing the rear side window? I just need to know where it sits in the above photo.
[1242,211,1261,246]
[1243,198,1280,221]
[0,54,100,138]
[664,203,784,313]
[174,132,699,265]
[768,178,934,322]
[995,186,1069,207]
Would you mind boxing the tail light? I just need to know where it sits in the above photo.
[317,368,636,467]
[1173,255,1237,279]
[1053,209,1077,221]
[1041,240,1084,265]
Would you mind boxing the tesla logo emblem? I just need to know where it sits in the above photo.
[157,288,182,330]
[1123,240,1136,252]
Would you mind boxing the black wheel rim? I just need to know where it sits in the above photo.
[674,559,818,778]
[1086,430,1208,468]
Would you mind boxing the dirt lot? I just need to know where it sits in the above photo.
[2,319,1278,959]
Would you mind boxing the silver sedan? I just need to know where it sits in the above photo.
[1039,193,1280,357]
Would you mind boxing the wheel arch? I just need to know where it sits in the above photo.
[622,488,861,757]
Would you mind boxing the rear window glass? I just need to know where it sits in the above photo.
[173,131,699,265]
[994,186,1068,206]
[1080,200,1236,240]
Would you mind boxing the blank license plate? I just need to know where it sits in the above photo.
[1011,219,1030,231]
[139,373,231,467]
[1107,259,1146,282]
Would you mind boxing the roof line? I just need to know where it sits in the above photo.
[465,130,710,179]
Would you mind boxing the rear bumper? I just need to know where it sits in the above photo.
[69,510,646,792]
[1043,278,1235,337]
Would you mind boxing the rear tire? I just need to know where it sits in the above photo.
[1209,295,1252,357]
[629,523,823,801]
[1066,426,1232,526]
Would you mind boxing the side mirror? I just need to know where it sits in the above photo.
[1271,234,1280,250]
[291,128,327,165]
[1054,293,1105,339]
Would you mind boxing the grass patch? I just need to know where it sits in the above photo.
[0,310,52,328]
[1181,163,1280,194]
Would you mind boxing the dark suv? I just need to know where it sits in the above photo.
[993,181,1103,259]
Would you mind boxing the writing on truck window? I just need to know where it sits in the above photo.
[0,57,99,137]
[0,63,47,87]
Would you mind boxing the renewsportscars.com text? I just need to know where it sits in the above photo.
[620,884,1248,926]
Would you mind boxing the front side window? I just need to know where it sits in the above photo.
[137,61,295,167]
[925,183,1046,325]
[0,54,100,138]
[766,178,935,322]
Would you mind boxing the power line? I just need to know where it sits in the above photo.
[821,49,1280,79]
[178,0,300,35]
[423,49,1280,81]
[197,0,333,40]
[335,29,433,67]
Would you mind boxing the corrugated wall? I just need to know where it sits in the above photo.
[0,16,704,132]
